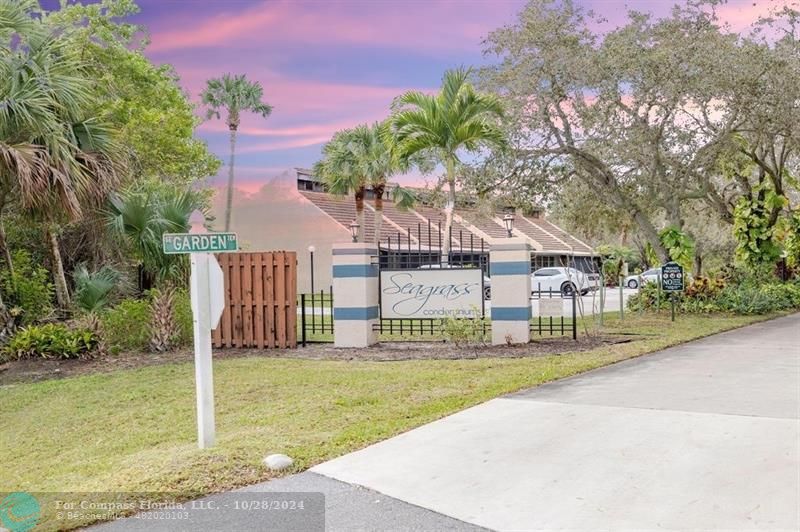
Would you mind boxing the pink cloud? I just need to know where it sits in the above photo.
[147,0,522,55]
[715,0,797,30]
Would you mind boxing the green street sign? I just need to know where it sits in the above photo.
[661,262,684,292]
[162,232,238,254]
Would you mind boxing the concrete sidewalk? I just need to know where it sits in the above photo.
[313,313,800,530]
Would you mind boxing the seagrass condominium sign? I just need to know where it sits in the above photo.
[380,269,483,319]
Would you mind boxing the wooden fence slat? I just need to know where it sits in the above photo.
[286,252,297,347]
[242,253,254,346]
[275,251,287,348]
[230,253,241,348]
[222,254,233,348]
[253,253,265,348]
[265,252,276,348]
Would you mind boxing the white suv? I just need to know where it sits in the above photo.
[531,267,592,296]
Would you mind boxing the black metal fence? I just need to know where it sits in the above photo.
[380,222,489,272]
[298,287,333,346]
[530,288,577,340]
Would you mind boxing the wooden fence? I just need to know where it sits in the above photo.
[212,251,297,348]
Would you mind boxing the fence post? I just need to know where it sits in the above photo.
[619,276,624,321]
[572,289,577,340]
[599,272,605,327]
[332,243,379,347]
[489,238,531,345]
[300,294,307,347]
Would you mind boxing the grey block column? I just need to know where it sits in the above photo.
[332,243,379,348]
[490,238,531,345]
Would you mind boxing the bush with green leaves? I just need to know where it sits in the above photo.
[440,309,489,347]
[101,298,152,352]
[0,250,55,325]
[100,290,194,353]
[73,264,123,314]
[2,323,98,361]
[173,289,193,346]
[628,274,800,315]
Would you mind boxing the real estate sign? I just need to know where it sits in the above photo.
[380,269,483,319]
[162,232,238,254]
[661,262,684,292]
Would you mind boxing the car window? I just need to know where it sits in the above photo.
[534,268,558,276]
[645,269,659,276]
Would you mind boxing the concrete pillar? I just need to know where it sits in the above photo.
[332,243,379,347]
[489,238,531,345]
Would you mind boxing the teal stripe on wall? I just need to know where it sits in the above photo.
[333,306,380,320]
[491,306,531,320]
[490,261,530,276]
[332,264,378,278]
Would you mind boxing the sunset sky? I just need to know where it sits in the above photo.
[113,0,783,193]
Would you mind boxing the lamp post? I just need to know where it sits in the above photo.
[307,245,316,294]
[349,220,360,243]
[502,213,515,238]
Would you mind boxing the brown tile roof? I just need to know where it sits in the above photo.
[299,191,592,254]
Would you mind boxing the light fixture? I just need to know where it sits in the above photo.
[307,245,316,254]
[349,220,360,242]
[503,213,515,238]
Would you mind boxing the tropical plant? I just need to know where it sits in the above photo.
[389,67,505,261]
[2,323,98,361]
[0,249,54,326]
[0,0,123,310]
[200,74,272,231]
[107,184,203,351]
[659,227,695,270]
[73,264,122,314]
[314,122,417,243]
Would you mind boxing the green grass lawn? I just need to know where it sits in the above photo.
[0,311,784,530]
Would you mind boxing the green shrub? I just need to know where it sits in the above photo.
[3,323,98,360]
[173,288,193,347]
[0,250,54,325]
[101,298,151,352]
[708,282,799,315]
[441,309,488,346]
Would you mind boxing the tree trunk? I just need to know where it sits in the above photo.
[441,157,456,264]
[373,182,385,245]
[693,250,703,278]
[0,288,14,345]
[223,126,238,231]
[48,225,71,310]
[354,186,366,242]
[0,218,14,282]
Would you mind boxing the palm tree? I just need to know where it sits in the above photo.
[0,2,122,310]
[107,185,201,351]
[314,122,417,243]
[389,67,506,261]
[200,74,272,231]
[313,128,367,242]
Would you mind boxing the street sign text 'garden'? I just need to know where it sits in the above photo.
[163,232,238,254]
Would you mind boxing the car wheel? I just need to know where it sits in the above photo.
[484,286,491,300]
[627,279,639,289]
[560,282,576,297]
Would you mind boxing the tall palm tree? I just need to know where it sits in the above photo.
[200,74,272,231]
[1,1,122,310]
[389,67,506,261]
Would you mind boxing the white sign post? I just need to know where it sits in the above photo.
[165,212,233,449]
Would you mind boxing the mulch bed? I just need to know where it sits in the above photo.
[0,335,634,385]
